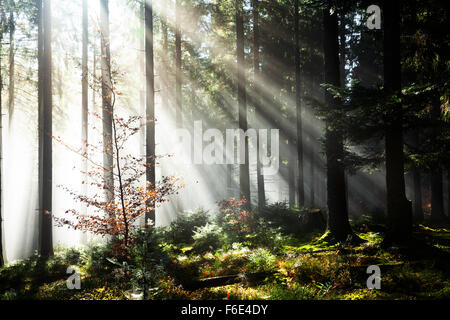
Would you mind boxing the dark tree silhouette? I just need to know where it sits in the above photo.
[382,0,413,245]
[236,0,250,207]
[322,6,354,242]
[38,0,53,257]
[145,0,156,225]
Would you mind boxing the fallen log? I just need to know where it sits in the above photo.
[182,271,273,291]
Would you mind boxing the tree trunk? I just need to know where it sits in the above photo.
[100,0,114,205]
[430,96,445,222]
[289,146,295,208]
[252,0,265,208]
[309,78,316,207]
[411,131,423,221]
[92,37,96,113]
[236,0,250,207]
[431,170,445,222]
[161,7,169,117]
[7,4,14,126]
[383,0,412,245]
[448,169,450,218]
[322,7,354,242]
[81,0,88,190]
[175,0,182,128]
[294,0,304,207]
[80,0,88,244]
[0,0,4,266]
[145,0,155,225]
[139,2,145,159]
[38,0,53,257]
[310,140,315,206]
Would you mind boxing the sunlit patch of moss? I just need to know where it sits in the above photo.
[75,286,126,300]
[208,284,267,300]
[275,253,351,289]
[433,244,450,253]
[259,282,320,300]
[341,288,383,300]
[356,232,383,245]
[417,224,450,234]
[282,232,340,254]
[414,225,450,247]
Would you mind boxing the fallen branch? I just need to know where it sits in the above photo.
[182,271,274,291]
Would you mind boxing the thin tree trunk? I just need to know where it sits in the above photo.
[162,12,169,106]
[0,0,4,266]
[39,0,53,257]
[81,0,88,191]
[139,2,145,158]
[448,169,450,218]
[295,0,304,207]
[92,38,96,112]
[37,0,43,253]
[431,170,445,222]
[252,0,265,207]
[236,0,250,207]
[309,77,316,207]
[411,131,423,221]
[383,0,412,244]
[175,0,182,128]
[100,0,114,205]
[322,7,354,242]
[430,96,445,222]
[310,139,315,206]
[174,0,184,215]
[80,0,88,243]
[145,0,155,225]
[288,147,296,208]
[7,3,13,126]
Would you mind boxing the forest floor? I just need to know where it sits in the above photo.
[1,214,450,300]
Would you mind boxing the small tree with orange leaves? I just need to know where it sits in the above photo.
[53,69,181,248]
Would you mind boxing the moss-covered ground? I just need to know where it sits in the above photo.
[1,218,449,300]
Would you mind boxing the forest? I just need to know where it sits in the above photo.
[0,0,449,301]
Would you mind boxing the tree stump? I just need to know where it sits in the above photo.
[299,209,326,233]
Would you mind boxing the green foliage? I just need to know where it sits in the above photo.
[81,243,111,275]
[164,208,211,245]
[1,215,450,300]
[192,223,225,254]
[246,248,277,273]
[215,198,256,243]
[108,228,171,299]
[255,203,302,236]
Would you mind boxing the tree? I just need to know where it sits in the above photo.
[175,0,182,128]
[322,6,354,242]
[7,0,14,126]
[0,0,4,267]
[100,0,114,206]
[251,0,265,207]
[430,95,446,223]
[145,0,155,225]
[411,131,423,221]
[54,99,179,248]
[81,0,88,220]
[236,0,250,207]
[38,0,53,257]
[294,0,304,206]
[383,0,412,244]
